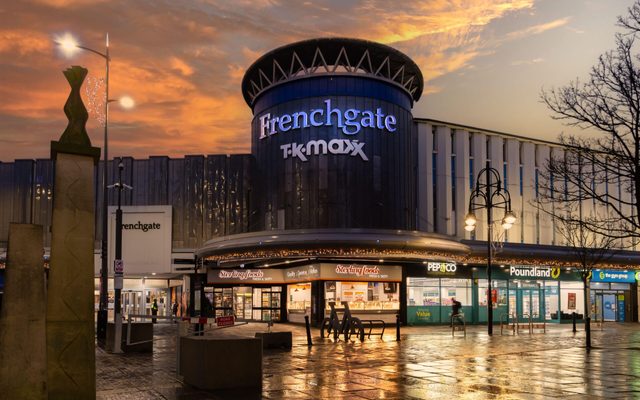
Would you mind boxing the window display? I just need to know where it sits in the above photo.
[325,281,399,311]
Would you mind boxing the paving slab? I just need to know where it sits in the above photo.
[97,322,640,399]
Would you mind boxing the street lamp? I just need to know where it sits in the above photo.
[108,158,132,353]
[465,167,516,336]
[55,32,133,343]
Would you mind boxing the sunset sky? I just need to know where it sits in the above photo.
[0,0,634,161]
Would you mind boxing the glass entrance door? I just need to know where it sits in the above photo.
[603,293,617,321]
[517,288,544,322]
[233,287,253,320]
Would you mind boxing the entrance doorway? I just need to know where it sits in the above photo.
[509,286,544,322]
[591,288,628,322]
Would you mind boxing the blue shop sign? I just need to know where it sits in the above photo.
[591,269,637,283]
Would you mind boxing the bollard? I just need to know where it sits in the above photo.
[396,313,401,342]
[304,315,313,346]
[572,312,577,333]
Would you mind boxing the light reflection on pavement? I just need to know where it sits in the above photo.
[96,322,640,399]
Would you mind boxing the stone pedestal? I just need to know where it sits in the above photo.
[180,336,262,391]
[46,152,96,399]
[106,322,153,352]
[0,224,47,399]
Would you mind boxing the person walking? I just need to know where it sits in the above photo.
[450,297,462,327]
[151,299,158,323]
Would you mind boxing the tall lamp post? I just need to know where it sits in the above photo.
[464,167,516,336]
[108,158,132,353]
[55,33,133,342]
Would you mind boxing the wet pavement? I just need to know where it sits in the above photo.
[96,321,640,399]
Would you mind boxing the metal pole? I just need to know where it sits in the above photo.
[487,173,493,336]
[97,33,110,342]
[304,315,313,346]
[396,313,401,341]
[113,158,123,353]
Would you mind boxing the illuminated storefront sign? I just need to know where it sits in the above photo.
[509,265,561,279]
[259,99,397,139]
[426,262,457,273]
[280,139,368,161]
[208,269,283,283]
[591,269,637,283]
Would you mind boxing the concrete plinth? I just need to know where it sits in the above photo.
[106,322,153,352]
[46,152,96,399]
[0,224,46,399]
[255,331,292,350]
[180,336,262,391]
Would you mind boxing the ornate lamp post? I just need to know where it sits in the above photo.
[465,167,516,336]
[55,33,133,343]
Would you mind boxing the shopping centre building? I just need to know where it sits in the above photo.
[1,38,639,326]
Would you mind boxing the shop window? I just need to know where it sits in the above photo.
[544,282,559,321]
[406,278,440,306]
[288,283,311,311]
[328,281,399,311]
[440,278,471,306]
[560,281,585,319]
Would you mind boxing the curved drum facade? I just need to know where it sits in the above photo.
[242,38,423,231]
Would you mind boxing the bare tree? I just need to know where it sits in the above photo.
[549,201,618,349]
[541,1,640,242]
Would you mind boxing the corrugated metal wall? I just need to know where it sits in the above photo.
[0,155,252,250]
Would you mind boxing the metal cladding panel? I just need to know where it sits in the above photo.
[33,159,54,246]
[148,156,169,205]
[131,158,149,206]
[0,162,15,244]
[251,79,416,231]
[204,155,227,238]
[184,156,205,248]
[168,158,185,248]
[11,160,34,225]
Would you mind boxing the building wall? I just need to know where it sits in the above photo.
[414,119,632,247]
[0,155,252,250]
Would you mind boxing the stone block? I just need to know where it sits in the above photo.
[255,331,292,350]
[180,336,262,391]
[46,152,96,399]
[106,322,153,352]
[0,224,47,399]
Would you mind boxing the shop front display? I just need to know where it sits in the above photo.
[590,269,637,322]
[205,268,285,322]
[406,262,473,325]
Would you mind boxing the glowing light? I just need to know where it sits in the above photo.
[55,33,80,57]
[464,224,475,232]
[464,212,477,226]
[119,96,135,109]
[503,211,517,225]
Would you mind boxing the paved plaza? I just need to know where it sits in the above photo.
[97,322,640,399]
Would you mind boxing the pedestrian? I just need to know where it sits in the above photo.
[172,302,178,323]
[450,297,462,327]
[151,299,158,323]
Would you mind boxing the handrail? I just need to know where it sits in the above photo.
[500,312,518,335]
[451,314,466,337]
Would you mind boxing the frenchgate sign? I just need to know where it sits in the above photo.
[259,99,397,162]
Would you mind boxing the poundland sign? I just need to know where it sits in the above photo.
[509,265,561,279]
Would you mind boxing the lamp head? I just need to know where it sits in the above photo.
[503,210,517,225]
[464,224,475,232]
[501,218,513,230]
[464,212,477,227]
[119,96,135,109]
[55,33,80,58]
